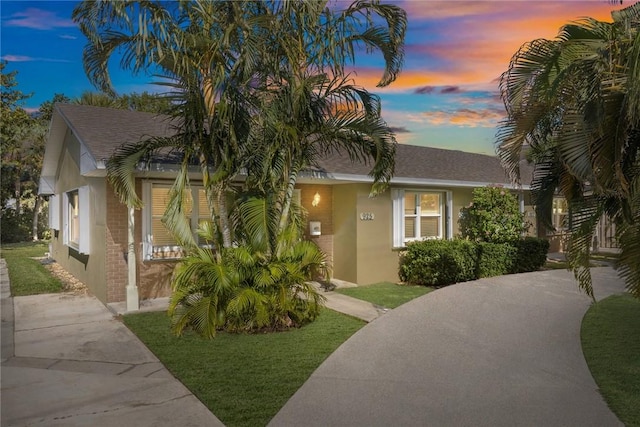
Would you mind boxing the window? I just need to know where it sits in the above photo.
[69,190,80,245]
[142,182,211,260]
[393,189,451,247]
[551,197,568,232]
[62,187,90,254]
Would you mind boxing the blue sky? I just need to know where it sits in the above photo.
[1,0,627,156]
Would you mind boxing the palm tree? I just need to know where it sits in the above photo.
[246,1,405,235]
[73,0,407,335]
[73,0,265,249]
[73,0,406,250]
[496,2,640,299]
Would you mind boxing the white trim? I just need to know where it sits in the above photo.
[62,192,69,245]
[392,189,404,247]
[446,190,453,239]
[79,144,98,175]
[141,181,153,260]
[141,181,209,261]
[39,176,56,195]
[324,173,530,190]
[126,206,139,311]
[78,186,91,254]
[392,189,449,248]
[61,187,90,254]
[49,194,60,231]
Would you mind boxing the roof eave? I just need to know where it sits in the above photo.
[298,172,530,190]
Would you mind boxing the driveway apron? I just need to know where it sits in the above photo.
[270,268,625,427]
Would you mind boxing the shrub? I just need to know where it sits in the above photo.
[511,237,550,273]
[399,239,477,287]
[168,196,327,338]
[476,242,517,278]
[459,186,526,244]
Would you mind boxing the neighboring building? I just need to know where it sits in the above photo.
[39,104,535,310]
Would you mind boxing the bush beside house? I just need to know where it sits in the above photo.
[398,239,476,287]
[399,237,549,287]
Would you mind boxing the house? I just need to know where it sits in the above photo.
[39,104,536,311]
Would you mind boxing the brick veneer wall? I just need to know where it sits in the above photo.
[105,180,174,303]
[105,182,130,302]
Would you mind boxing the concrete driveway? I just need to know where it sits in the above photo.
[270,267,625,426]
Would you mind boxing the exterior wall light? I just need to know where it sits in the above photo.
[312,191,321,207]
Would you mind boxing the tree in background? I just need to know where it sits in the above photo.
[0,61,47,242]
[0,58,176,243]
[496,3,640,299]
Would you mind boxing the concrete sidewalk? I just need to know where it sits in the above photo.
[271,267,626,426]
[0,261,222,426]
[109,280,387,324]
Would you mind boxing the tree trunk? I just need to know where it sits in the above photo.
[278,165,300,235]
[14,177,21,217]
[216,182,232,248]
[32,195,41,241]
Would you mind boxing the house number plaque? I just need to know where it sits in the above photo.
[360,212,375,221]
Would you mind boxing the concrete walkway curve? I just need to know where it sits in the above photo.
[270,268,626,426]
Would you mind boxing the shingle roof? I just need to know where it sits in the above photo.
[315,144,530,185]
[53,104,532,186]
[56,103,176,162]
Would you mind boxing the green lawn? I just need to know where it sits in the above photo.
[335,281,433,309]
[581,294,640,426]
[124,308,364,427]
[0,241,64,296]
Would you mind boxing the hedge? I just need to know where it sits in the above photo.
[399,237,550,287]
[511,237,550,273]
[476,242,517,278]
[399,239,477,287]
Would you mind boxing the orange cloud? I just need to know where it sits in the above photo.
[353,1,627,92]
[348,67,491,92]
[398,1,620,22]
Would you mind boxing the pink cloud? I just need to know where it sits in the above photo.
[4,8,75,30]
[420,108,505,128]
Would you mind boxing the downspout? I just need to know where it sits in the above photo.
[126,206,139,311]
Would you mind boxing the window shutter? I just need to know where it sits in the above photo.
[446,191,453,239]
[78,186,91,254]
[49,194,60,231]
[391,189,404,248]
[62,192,69,245]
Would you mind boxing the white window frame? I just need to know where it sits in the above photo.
[142,182,211,261]
[550,197,568,233]
[392,188,452,248]
[62,186,90,254]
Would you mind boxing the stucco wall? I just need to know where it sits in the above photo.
[49,130,108,302]
[354,185,398,285]
[332,185,358,283]
[297,184,333,273]
[332,184,398,285]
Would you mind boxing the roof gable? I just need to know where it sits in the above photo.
[55,103,175,163]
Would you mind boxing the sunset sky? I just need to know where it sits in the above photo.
[1,1,628,155]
